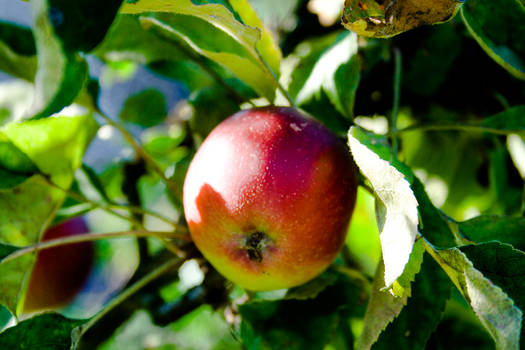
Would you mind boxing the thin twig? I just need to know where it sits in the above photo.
[1,230,190,266]
[77,257,183,337]
[42,176,145,229]
[390,123,520,136]
[96,109,171,185]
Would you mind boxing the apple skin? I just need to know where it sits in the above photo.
[23,217,94,313]
[183,107,357,291]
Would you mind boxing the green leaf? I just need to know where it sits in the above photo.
[121,0,278,101]
[478,105,525,133]
[285,269,340,301]
[290,31,360,120]
[45,0,123,53]
[0,134,40,189]
[119,89,167,127]
[240,273,366,350]
[0,114,98,314]
[95,15,187,64]
[461,242,525,348]
[228,0,282,78]
[348,127,419,288]
[30,0,88,119]
[429,245,522,349]
[188,86,240,142]
[0,22,36,56]
[349,127,458,248]
[0,313,84,350]
[461,0,525,80]
[459,215,525,251]
[0,244,19,261]
[358,240,425,349]
[371,252,452,350]
[0,24,37,81]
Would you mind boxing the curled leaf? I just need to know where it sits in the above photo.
[342,0,465,38]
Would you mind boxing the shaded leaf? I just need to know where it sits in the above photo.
[349,127,419,288]
[0,134,40,189]
[0,313,84,350]
[459,215,525,251]
[358,240,425,349]
[461,242,525,347]
[371,252,452,350]
[429,245,522,349]
[30,0,88,119]
[461,0,525,80]
[478,105,525,132]
[0,244,19,261]
[45,0,123,53]
[240,273,366,350]
[121,0,278,101]
[95,15,187,64]
[119,89,167,127]
[0,24,37,81]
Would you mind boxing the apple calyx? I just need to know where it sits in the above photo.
[243,231,270,263]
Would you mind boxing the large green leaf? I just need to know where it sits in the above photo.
[371,253,452,350]
[358,240,425,349]
[350,127,458,248]
[240,272,366,350]
[461,0,525,80]
[120,0,278,101]
[459,215,525,251]
[30,0,88,119]
[289,32,360,122]
[429,245,522,349]
[0,313,84,350]
[0,114,98,314]
[461,242,525,348]
[478,105,525,133]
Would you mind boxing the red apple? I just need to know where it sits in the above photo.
[23,217,94,313]
[183,107,357,291]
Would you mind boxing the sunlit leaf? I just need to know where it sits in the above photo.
[429,245,522,349]
[461,242,525,348]
[348,127,419,288]
[120,0,278,101]
[342,0,464,38]
[0,114,98,314]
[0,133,40,189]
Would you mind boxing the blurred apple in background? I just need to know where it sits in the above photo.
[23,217,94,313]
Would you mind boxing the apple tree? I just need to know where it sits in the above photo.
[0,0,524,349]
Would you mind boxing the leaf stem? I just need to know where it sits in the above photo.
[1,230,190,266]
[96,110,171,185]
[390,123,522,136]
[391,47,402,157]
[254,49,295,108]
[77,257,183,338]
